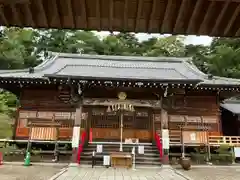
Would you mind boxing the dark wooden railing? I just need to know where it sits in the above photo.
[77,130,87,164]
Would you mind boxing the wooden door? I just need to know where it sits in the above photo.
[91,108,120,141]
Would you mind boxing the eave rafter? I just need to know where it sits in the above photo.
[135,0,143,32]
[187,0,203,34]
[1,77,240,92]
[23,1,34,27]
[10,3,21,26]
[198,1,216,34]
[161,0,172,33]
[49,0,61,28]
[0,5,8,26]
[210,1,230,36]
[109,0,113,32]
[224,4,240,36]
[123,0,128,30]
[65,0,75,28]
[36,0,48,27]
[148,0,156,32]
[236,27,240,36]
[96,0,101,31]
[81,0,87,28]
[173,0,187,34]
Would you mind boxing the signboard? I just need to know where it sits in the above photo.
[190,133,196,141]
[234,147,240,157]
[138,146,144,154]
[71,127,80,148]
[162,129,170,149]
[103,155,110,166]
[96,145,103,153]
[182,131,207,144]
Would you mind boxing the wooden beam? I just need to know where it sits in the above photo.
[135,0,143,32]
[210,1,230,36]
[148,0,156,32]
[123,0,128,30]
[10,4,22,26]
[224,4,240,36]
[173,0,187,33]
[66,0,75,28]
[81,0,87,28]
[187,0,203,34]
[96,0,101,31]
[83,98,161,108]
[36,0,48,27]
[161,0,172,33]
[0,5,8,26]
[48,0,61,28]
[109,0,113,32]
[236,27,240,36]
[23,2,35,27]
[198,1,216,34]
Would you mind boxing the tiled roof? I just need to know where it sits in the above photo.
[0,52,240,85]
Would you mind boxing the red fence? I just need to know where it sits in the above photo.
[76,130,87,164]
[154,132,163,161]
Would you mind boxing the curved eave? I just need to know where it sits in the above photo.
[45,74,202,84]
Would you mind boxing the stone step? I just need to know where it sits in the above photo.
[81,151,160,157]
[80,143,161,167]
[79,159,161,166]
[83,146,159,153]
[87,144,157,149]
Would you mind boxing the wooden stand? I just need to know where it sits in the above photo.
[110,152,132,168]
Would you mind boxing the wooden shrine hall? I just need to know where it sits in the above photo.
[1,52,240,150]
[0,0,239,37]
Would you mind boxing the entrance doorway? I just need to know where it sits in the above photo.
[90,107,153,143]
[221,107,240,136]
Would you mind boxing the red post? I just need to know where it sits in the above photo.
[0,152,3,165]
[89,128,93,143]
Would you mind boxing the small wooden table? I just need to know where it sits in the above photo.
[110,152,132,168]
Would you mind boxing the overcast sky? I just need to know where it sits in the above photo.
[94,31,213,46]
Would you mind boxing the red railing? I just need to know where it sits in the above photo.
[154,132,163,161]
[77,130,87,164]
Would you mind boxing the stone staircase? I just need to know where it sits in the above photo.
[80,143,162,167]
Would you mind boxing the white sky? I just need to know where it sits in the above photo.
[94,31,213,46]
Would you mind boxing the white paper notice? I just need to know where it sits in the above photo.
[71,127,80,148]
[234,147,240,157]
[103,155,110,165]
[190,133,196,141]
[96,145,103,153]
[138,146,144,154]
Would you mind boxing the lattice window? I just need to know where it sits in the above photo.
[123,115,134,129]
[55,112,72,119]
[168,115,185,130]
[134,110,151,129]
[92,108,105,116]
[92,108,107,128]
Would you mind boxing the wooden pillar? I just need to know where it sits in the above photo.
[161,108,169,164]
[71,101,83,163]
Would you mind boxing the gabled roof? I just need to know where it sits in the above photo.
[0,52,240,86]
[221,97,240,114]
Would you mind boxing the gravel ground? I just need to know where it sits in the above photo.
[0,165,65,180]
[177,166,240,180]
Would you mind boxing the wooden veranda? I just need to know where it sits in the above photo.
[0,0,239,37]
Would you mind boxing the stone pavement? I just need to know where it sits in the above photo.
[0,164,65,180]
[53,166,189,180]
[177,166,240,180]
